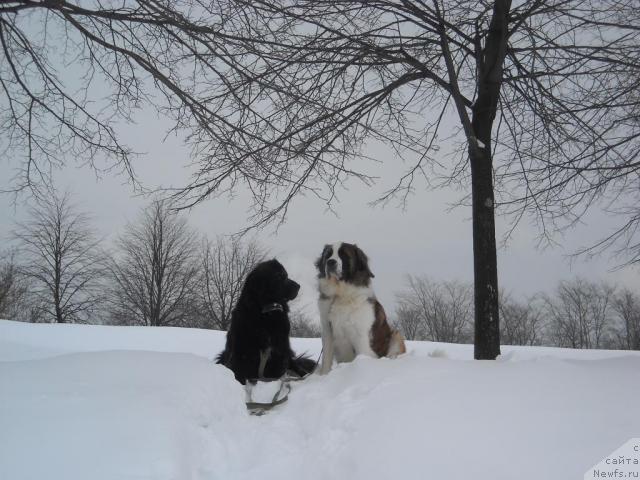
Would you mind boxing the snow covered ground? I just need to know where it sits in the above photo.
[1,319,639,480]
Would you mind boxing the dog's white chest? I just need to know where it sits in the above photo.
[323,295,376,362]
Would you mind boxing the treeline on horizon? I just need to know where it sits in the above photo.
[0,192,638,350]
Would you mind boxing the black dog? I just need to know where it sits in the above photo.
[216,259,316,384]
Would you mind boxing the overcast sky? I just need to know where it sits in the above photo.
[1,102,638,324]
[2,7,638,325]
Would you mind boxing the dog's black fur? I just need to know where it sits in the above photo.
[216,259,316,384]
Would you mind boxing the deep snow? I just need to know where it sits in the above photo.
[1,319,639,480]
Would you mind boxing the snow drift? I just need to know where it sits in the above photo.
[1,320,638,480]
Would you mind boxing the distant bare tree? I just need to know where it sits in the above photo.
[0,249,29,320]
[12,192,104,323]
[544,279,616,349]
[197,237,265,330]
[394,304,425,341]
[108,200,200,327]
[612,289,640,351]
[397,276,472,344]
[498,292,544,346]
[289,309,321,339]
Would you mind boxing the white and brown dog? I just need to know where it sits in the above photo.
[315,242,406,374]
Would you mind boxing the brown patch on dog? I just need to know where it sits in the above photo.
[340,243,374,287]
[369,298,392,357]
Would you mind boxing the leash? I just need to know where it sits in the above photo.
[246,380,292,415]
[315,346,323,370]
[245,359,320,415]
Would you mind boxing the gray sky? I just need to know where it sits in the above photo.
[1,105,638,323]
[2,7,637,325]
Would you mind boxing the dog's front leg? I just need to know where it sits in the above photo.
[320,328,334,375]
[319,299,334,375]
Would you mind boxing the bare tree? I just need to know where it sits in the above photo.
[612,288,640,351]
[0,0,258,193]
[397,276,473,344]
[4,1,639,357]
[174,0,639,359]
[289,309,321,339]
[498,292,544,346]
[197,237,265,330]
[108,200,200,327]
[544,279,616,349]
[12,192,104,323]
[394,304,425,341]
[0,249,29,320]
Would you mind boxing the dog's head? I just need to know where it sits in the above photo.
[242,259,300,308]
[315,242,374,286]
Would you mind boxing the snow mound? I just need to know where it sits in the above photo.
[0,350,251,480]
[1,320,639,480]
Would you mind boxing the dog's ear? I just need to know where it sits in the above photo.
[315,244,331,277]
[239,262,270,311]
[242,267,261,297]
[354,245,374,278]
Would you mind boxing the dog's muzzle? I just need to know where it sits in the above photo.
[286,279,300,300]
[325,259,341,278]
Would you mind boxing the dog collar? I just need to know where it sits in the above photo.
[261,303,284,314]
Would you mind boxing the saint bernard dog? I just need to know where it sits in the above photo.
[315,242,406,374]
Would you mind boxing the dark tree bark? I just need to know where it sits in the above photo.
[470,145,500,358]
[434,0,510,358]
[468,0,512,358]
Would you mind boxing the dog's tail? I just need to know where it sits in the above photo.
[288,352,317,378]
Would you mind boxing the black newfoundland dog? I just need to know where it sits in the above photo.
[216,259,316,384]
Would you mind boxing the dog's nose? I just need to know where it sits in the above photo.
[326,259,337,269]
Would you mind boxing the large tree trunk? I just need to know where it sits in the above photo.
[469,146,500,359]
[469,0,511,359]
